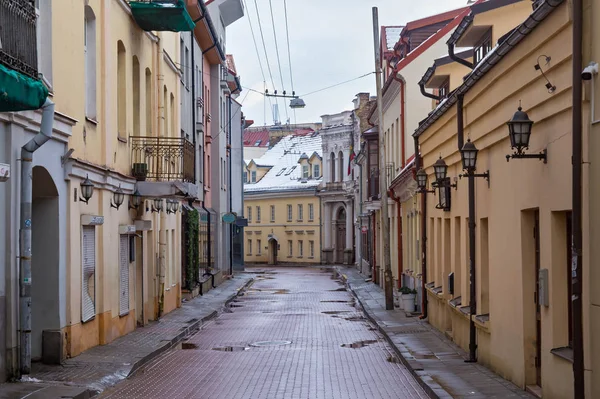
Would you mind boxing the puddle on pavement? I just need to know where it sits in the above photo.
[273,289,289,294]
[212,346,249,352]
[229,304,243,308]
[344,316,366,321]
[322,310,351,315]
[341,340,378,349]
[250,340,292,347]
[181,342,198,350]
[328,288,347,292]
[320,300,353,303]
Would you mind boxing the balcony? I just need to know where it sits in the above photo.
[130,136,195,183]
[130,0,195,32]
[0,0,48,111]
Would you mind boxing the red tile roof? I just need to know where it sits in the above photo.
[243,129,270,147]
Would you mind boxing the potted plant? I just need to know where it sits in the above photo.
[132,163,148,181]
[400,286,417,313]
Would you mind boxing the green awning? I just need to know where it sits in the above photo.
[0,64,48,112]
[130,0,196,32]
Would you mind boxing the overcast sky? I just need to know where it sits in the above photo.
[227,0,470,126]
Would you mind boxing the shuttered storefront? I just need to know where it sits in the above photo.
[119,234,130,316]
[82,226,96,322]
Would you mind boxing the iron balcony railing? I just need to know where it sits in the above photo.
[130,136,195,183]
[0,0,38,78]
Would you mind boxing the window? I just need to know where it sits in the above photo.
[82,226,96,322]
[84,6,96,119]
[313,164,320,178]
[285,166,296,176]
[256,206,261,222]
[132,57,140,136]
[298,241,304,257]
[287,205,292,221]
[338,151,344,181]
[270,205,275,222]
[474,29,492,66]
[243,171,248,183]
[438,78,450,100]
[251,171,257,183]
[297,204,303,221]
[288,240,293,256]
[145,69,152,134]
[117,41,126,135]
[308,204,314,221]
[247,206,252,222]
[254,140,261,146]
[247,239,252,255]
[257,239,261,255]
[330,152,336,182]
[276,168,286,176]
[309,240,314,257]
[302,165,309,178]
[119,235,130,316]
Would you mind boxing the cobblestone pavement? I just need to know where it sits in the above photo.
[335,266,534,399]
[0,274,253,398]
[100,267,429,399]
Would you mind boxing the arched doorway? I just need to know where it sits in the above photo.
[335,207,346,264]
[31,166,60,362]
[268,238,278,265]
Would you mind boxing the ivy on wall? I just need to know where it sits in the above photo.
[184,208,200,290]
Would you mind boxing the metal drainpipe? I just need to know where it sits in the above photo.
[448,42,474,69]
[419,82,442,101]
[157,33,166,317]
[389,190,403,288]
[228,95,233,276]
[19,98,55,375]
[571,0,584,395]
[414,136,428,320]
[191,34,197,183]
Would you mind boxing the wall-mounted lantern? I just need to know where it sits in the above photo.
[416,168,435,194]
[129,188,142,210]
[80,174,94,204]
[110,185,125,210]
[460,139,490,182]
[506,105,547,163]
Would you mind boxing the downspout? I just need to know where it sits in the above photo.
[191,34,197,183]
[457,94,465,151]
[228,95,233,276]
[19,98,55,375]
[157,34,166,317]
[571,0,584,395]
[414,136,428,320]
[419,81,442,101]
[449,42,474,69]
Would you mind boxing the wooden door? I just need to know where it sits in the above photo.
[534,211,542,387]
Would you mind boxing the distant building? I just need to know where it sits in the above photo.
[243,123,321,159]
[244,133,323,264]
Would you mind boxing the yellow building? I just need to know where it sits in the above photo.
[412,0,590,397]
[244,133,323,264]
[52,1,192,358]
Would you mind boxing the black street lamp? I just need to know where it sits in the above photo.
[111,185,125,210]
[416,168,435,194]
[433,156,448,182]
[79,175,94,204]
[506,105,547,163]
[129,188,142,210]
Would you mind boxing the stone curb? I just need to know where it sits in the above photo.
[126,277,254,380]
[333,267,451,399]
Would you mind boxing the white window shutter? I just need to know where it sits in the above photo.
[119,235,130,316]
[82,226,96,322]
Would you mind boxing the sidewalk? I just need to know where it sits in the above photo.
[0,273,254,399]
[335,266,534,399]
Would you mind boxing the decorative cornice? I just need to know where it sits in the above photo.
[65,158,137,193]
[164,51,182,78]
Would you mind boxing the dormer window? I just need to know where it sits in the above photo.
[313,164,320,178]
[243,171,248,183]
[439,79,449,99]
[254,140,261,146]
[302,165,309,178]
[473,29,492,66]
[276,168,286,176]
[251,171,257,183]
[285,166,296,176]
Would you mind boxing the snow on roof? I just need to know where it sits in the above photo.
[244,133,323,193]
[384,26,404,51]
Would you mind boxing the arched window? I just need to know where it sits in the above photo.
[84,6,96,119]
[330,152,336,182]
[338,151,344,182]
[132,56,140,136]
[145,68,152,135]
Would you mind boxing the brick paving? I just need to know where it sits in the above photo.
[100,267,429,399]
[335,266,535,399]
[0,274,253,398]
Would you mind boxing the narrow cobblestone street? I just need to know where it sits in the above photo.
[100,267,428,399]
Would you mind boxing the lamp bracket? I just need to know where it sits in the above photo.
[459,170,491,187]
[110,202,121,210]
[79,197,90,204]
[506,148,547,164]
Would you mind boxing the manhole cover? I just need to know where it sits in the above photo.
[341,340,377,349]
[250,340,292,347]
[212,346,249,352]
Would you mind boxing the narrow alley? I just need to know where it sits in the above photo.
[99,268,428,399]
